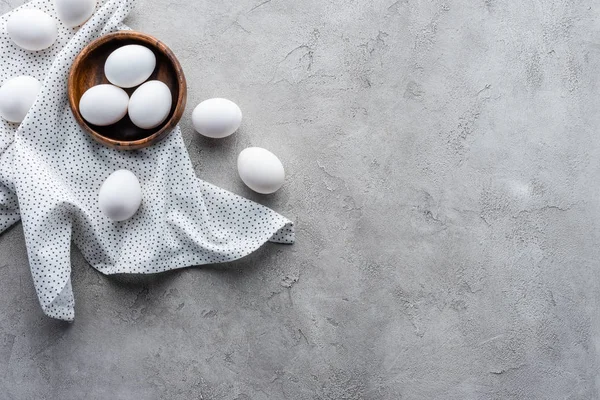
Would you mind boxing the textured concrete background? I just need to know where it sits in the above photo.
[1,0,599,398]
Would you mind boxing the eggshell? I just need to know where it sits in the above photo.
[79,84,129,126]
[237,147,285,194]
[128,80,172,129]
[192,98,242,139]
[104,45,157,88]
[7,9,58,51]
[98,170,142,221]
[0,76,41,123]
[55,0,96,28]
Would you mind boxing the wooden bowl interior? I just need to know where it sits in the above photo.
[70,34,182,144]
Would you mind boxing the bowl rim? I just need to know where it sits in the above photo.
[68,30,187,150]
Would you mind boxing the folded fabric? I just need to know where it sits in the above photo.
[0,0,294,321]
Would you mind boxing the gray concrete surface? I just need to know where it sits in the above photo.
[1,0,599,398]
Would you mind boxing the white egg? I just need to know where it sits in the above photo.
[104,45,157,88]
[237,147,285,194]
[55,0,96,28]
[98,170,142,221]
[128,80,172,129]
[7,9,57,51]
[0,76,41,123]
[79,84,129,126]
[192,98,242,138]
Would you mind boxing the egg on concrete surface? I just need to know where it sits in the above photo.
[79,84,129,126]
[128,80,172,129]
[55,0,96,28]
[0,76,42,123]
[7,9,57,51]
[104,45,157,88]
[237,147,285,194]
[98,170,143,222]
[192,98,242,139]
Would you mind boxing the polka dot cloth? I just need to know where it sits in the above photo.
[0,0,295,321]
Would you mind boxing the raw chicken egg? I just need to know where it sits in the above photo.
[0,76,42,123]
[79,84,129,126]
[55,0,96,28]
[192,98,242,138]
[128,80,172,129]
[237,147,285,194]
[7,9,57,51]
[104,45,156,88]
[98,170,142,221]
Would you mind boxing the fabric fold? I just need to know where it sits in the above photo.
[0,0,295,321]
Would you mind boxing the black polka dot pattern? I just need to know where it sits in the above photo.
[0,0,295,321]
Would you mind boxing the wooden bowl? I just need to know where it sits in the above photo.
[68,31,187,150]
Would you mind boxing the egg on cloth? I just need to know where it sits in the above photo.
[128,80,172,129]
[55,0,96,28]
[98,170,142,221]
[7,9,57,51]
[104,45,157,88]
[0,76,42,123]
[237,147,285,194]
[192,98,242,139]
[79,84,129,126]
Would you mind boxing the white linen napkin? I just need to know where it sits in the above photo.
[0,0,295,321]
